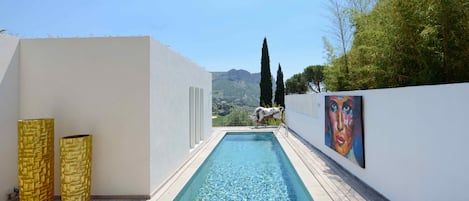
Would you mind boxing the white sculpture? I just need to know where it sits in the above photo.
[250,106,284,127]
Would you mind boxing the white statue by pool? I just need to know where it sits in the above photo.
[250,106,284,126]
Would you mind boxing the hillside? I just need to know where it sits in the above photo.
[212,69,260,114]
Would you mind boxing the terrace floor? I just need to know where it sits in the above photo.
[152,126,388,201]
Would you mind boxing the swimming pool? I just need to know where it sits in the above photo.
[175,132,313,200]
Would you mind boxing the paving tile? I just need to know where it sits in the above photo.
[281,127,388,201]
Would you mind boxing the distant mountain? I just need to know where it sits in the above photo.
[212,69,261,84]
[212,69,261,113]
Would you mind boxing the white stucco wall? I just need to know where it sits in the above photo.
[0,35,19,198]
[19,37,151,196]
[1,36,212,198]
[285,94,319,118]
[149,39,212,193]
[285,83,469,201]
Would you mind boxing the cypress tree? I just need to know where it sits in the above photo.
[259,37,273,107]
[274,63,285,107]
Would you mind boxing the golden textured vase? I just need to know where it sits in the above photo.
[17,118,54,201]
[60,134,92,201]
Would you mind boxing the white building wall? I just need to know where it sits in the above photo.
[0,36,212,198]
[149,39,212,193]
[285,83,469,201]
[0,35,19,197]
[19,37,151,196]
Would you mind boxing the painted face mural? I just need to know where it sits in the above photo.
[328,96,354,155]
[325,96,365,168]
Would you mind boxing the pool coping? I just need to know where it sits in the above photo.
[275,127,333,201]
[150,126,333,201]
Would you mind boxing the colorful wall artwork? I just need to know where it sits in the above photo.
[325,96,365,168]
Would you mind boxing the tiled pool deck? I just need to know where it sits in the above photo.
[152,126,388,201]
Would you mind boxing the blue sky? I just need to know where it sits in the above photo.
[1,0,329,79]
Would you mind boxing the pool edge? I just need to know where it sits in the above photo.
[150,127,332,201]
[150,129,225,201]
[274,127,333,201]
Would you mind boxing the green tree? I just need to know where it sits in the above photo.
[376,0,469,86]
[259,37,273,107]
[285,73,307,94]
[274,63,285,107]
[347,0,396,89]
[223,107,253,126]
[429,0,469,83]
[303,65,325,92]
[213,101,233,116]
[324,56,350,91]
[324,0,377,91]
[323,0,469,91]
[0,29,5,34]
[323,37,346,91]
[325,0,355,90]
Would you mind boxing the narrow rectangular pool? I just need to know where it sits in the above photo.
[175,132,313,200]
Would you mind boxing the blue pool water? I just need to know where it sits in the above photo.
[175,132,313,201]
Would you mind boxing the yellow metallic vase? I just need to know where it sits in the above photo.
[60,134,92,201]
[17,118,54,201]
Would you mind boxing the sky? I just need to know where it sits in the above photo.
[0,0,330,79]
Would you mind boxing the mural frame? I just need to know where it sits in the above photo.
[325,95,365,168]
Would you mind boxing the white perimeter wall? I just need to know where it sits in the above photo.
[19,37,151,196]
[149,39,212,193]
[0,35,19,198]
[285,83,469,201]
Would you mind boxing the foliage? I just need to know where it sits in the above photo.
[212,115,225,127]
[323,0,469,91]
[325,0,359,90]
[303,65,325,92]
[274,64,285,107]
[285,73,307,94]
[212,101,234,116]
[323,0,377,91]
[265,117,282,126]
[213,107,254,127]
[285,65,325,94]
[259,37,273,107]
